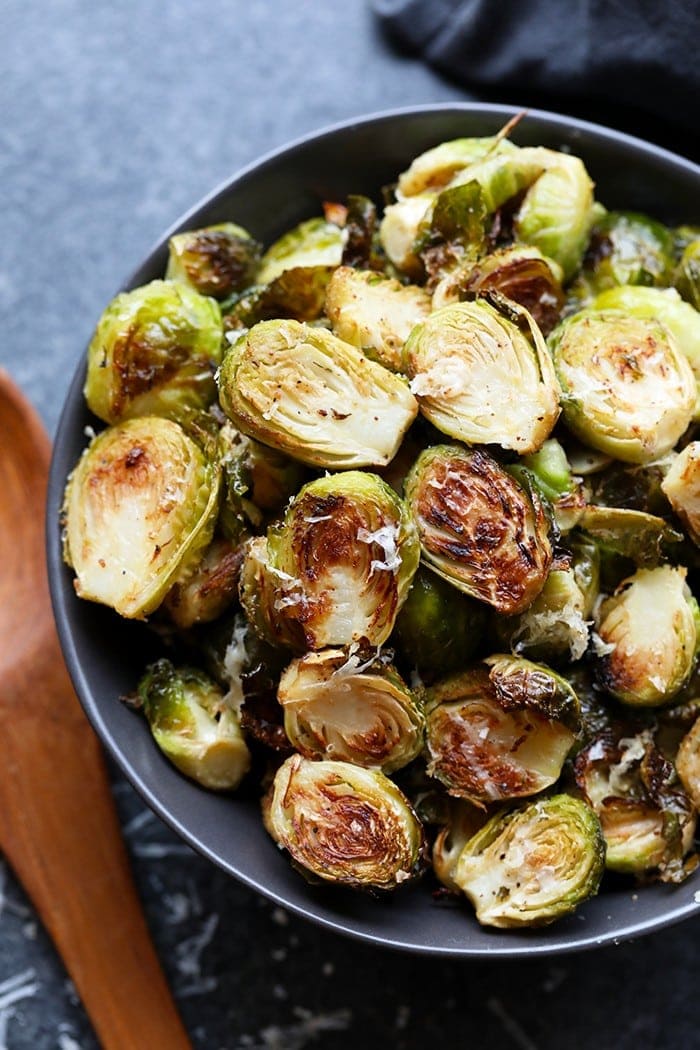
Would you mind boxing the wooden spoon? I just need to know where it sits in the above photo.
[0,369,191,1049]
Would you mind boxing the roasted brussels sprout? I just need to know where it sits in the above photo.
[453,795,605,927]
[392,566,487,682]
[218,319,418,469]
[63,416,220,619]
[217,420,305,540]
[405,298,560,454]
[166,223,261,298]
[594,566,699,707]
[263,755,424,889]
[432,245,564,335]
[591,286,700,418]
[674,238,700,310]
[136,659,251,790]
[575,730,696,880]
[278,648,424,773]
[256,217,344,284]
[432,799,489,892]
[425,655,580,804]
[549,309,696,462]
[239,471,420,650]
[379,193,437,277]
[662,442,700,545]
[325,266,431,371]
[163,534,242,629]
[84,280,223,424]
[405,445,552,615]
[397,135,518,198]
[496,566,590,664]
[677,718,700,809]
[579,504,683,569]
[577,211,674,296]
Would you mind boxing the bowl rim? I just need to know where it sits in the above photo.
[47,101,700,957]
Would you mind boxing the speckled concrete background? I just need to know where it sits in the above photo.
[2,2,700,1047]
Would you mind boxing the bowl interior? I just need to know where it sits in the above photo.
[48,103,700,956]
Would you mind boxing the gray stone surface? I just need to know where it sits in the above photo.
[2,2,700,1048]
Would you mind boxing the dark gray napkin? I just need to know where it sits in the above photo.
[373,0,700,160]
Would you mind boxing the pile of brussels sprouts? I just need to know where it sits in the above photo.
[63,125,700,928]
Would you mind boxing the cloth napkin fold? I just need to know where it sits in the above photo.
[373,0,700,160]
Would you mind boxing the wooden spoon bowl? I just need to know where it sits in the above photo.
[0,369,190,1049]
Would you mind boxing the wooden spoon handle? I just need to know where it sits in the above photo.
[1,648,191,1050]
[0,371,190,1049]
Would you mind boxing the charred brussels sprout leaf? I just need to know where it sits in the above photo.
[264,755,424,889]
[239,471,419,650]
[549,309,696,462]
[84,280,223,424]
[223,266,335,328]
[63,417,220,619]
[256,217,344,284]
[405,298,560,454]
[136,659,251,790]
[425,655,580,804]
[575,730,697,880]
[405,445,553,615]
[594,566,698,707]
[166,223,261,298]
[392,566,487,683]
[432,245,564,335]
[325,266,431,372]
[579,504,683,568]
[341,194,378,269]
[278,648,424,773]
[662,442,700,545]
[416,181,489,281]
[453,795,605,927]
[218,319,418,469]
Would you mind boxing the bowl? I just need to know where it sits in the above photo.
[48,103,700,956]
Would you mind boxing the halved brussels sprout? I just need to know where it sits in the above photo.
[63,416,220,619]
[217,420,305,541]
[677,718,700,808]
[431,245,564,335]
[661,442,700,545]
[392,566,487,683]
[549,309,696,463]
[594,566,699,707]
[278,648,424,773]
[325,266,431,372]
[405,445,552,615]
[166,223,261,298]
[591,286,700,419]
[405,299,560,454]
[218,319,418,469]
[432,799,489,892]
[496,567,590,664]
[163,534,242,629]
[263,755,424,889]
[84,280,223,424]
[578,211,674,295]
[136,659,251,790]
[239,471,420,650]
[256,217,344,284]
[448,146,595,278]
[425,655,580,804]
[397,135,518,198]
[575,730,696,879]
[674,238,700,310]
[453,795,605,927]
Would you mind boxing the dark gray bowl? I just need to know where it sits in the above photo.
[48,103,700,956]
